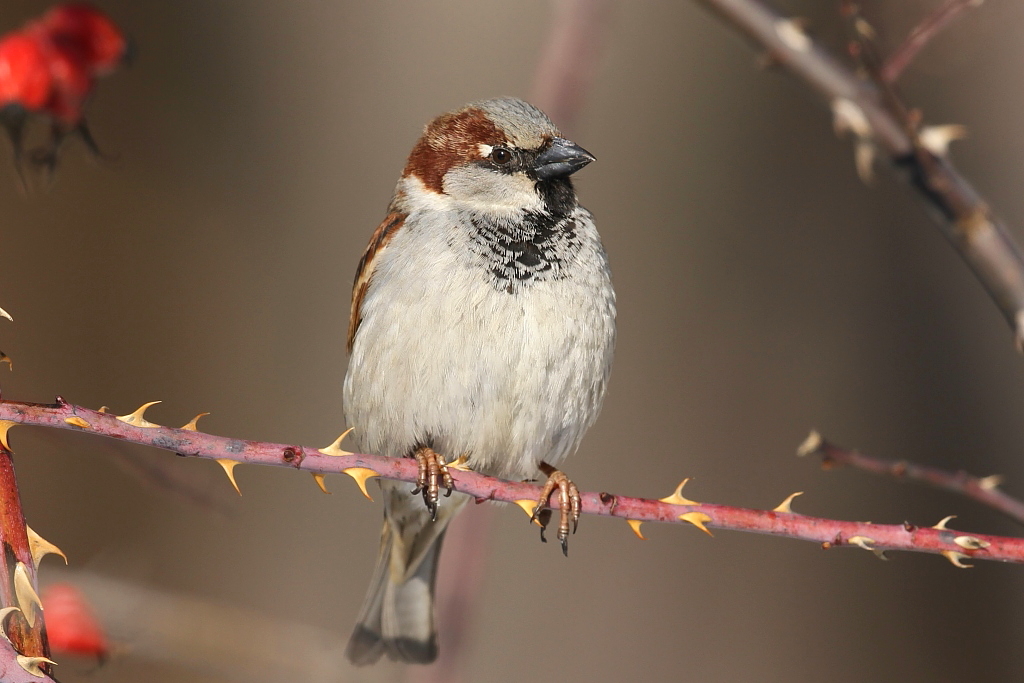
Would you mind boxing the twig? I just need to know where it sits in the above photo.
[693,0,1024,350]
[0,398,1021,567]
[799,431,1024,526]
[881,0,984,84]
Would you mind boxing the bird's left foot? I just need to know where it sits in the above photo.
[410,446,453,520]
[531,462,581,556]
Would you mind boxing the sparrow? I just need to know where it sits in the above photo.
[343,97,615,665]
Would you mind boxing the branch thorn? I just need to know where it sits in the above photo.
[932,515,956,530]
[116,401,162,428]
[312,473,330,494]
[659,478,700,506]
[342,467,378,501]
[513,499,544,526]
[0,606,21,643]
[64,416,90,429]
[626,519,647,540]
[0,420,16,451]
[941,550,973,568]
[849,535,888,559]
[919,124,967,157]
[319,427,354,457]
[13,562,42,627]
[0,305,11,321]
[978,474,1003,491]
[678,511,713,536]
[17,655,56,677]
[26,525,67,568]
[954,535,990,550]
[774,17,812,52]
[216,459,242,495]
[796,430,823,457]
[181,412,210,431]
[773,491,804,513]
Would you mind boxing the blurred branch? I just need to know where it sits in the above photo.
[1,398,1022,567]
[881,0,984,84]
[529,0,613,134]
[800,431,1024,525]
[693,0,1024,350]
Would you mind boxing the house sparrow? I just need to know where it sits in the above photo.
[343,97,615,665]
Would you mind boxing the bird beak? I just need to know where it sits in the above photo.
[533,137,596,180]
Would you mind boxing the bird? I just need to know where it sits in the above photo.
[343,97,615,665]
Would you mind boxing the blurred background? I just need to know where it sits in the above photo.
[3,0,1024,681]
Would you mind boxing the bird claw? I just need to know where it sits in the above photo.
[410,446,453,521]
[530,464,581,557]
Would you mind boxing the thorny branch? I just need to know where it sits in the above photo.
[693,0,1024,349]
[800,431,1024,526]
[0,398,1022,567]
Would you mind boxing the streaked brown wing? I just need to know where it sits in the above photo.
[348,211,407,352]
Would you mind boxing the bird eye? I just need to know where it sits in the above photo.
[490,147,512,165]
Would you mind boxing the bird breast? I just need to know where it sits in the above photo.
[343,206,615,481]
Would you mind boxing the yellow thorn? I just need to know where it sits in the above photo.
[342,467,378,501]
[855,140,876,184]
[919,124,968,157]
[941,550,973,569]
[679,512,713,536]
[447,453,473,471]
[312,472,330,494]
[932,515,957,530]
[0,420,16,451]
[97,406,109,413]
[64,416,90,429]
[319,427,354,457]
[181,412,210,431]
[954,535,990,550]
[17,655,56,677]
[0,606,21,643]
[848,535,875,550]
[626,519,647,540]
[26,526,67,568]
[849,535,888,559]
[0,305,11,322]
[216,459,242,495]
[979,474,1003,491]
[13,563,42,627]
[659,478,699,506]
[116,401,162,428]
[0,351,11,371]
[796,430,823,457]
[513,499,544,526]
[773,491,804,513]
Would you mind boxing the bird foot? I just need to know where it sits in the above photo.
[531,462,581,556]
[410,446,453,520]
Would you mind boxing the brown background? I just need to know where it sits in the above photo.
[3,1,1024,681]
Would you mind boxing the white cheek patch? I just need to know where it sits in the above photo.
[442,165,544,213]
[478,143,493,158]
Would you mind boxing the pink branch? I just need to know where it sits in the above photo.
[801,432,1024,525]
[1,398,1021,566]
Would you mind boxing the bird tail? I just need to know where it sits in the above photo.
[346,487,467,665]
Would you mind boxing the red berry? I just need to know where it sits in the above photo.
[41,4,128,75]
[0,33,52,111]
[41,582,109,660]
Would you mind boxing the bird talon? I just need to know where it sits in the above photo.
[533,463,580,555]
[412,446,453,520]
